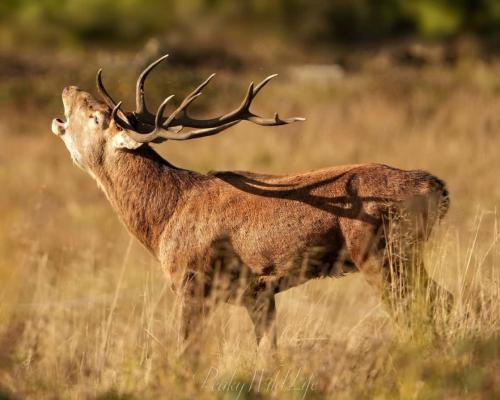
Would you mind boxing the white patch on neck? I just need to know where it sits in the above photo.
[62,134,85,171]
[62,134,110,199]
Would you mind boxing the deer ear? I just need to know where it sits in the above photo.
[111,131,143,150]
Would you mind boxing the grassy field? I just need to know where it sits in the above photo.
[0,45,499,399]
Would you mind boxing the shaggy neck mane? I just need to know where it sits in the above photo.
[93,145,198,257]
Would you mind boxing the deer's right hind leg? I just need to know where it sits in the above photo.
[354,241,453,324]
[346,206,453,322]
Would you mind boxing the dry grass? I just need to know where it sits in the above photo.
[0,48,499,399]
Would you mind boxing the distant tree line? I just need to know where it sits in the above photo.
[0,0,499,46]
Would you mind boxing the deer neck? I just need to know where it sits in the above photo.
[91,145,194,258]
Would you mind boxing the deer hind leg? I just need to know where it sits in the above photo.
[347,217,453,323]
[381,252,454,327]
[384,203,454,320]
[353,248,449,325]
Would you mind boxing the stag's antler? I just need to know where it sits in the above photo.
[96,54,305,143]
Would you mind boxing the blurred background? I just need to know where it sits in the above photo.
[2,0,500,47]
[0,1,499,399]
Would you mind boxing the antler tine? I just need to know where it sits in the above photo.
[192,73,217,97]
[251,74,306,125]
[247,112,306,126]
[216,81,254,121]
[97,69,135,127]
[155,95,176,129]
[111,102,136,130]
[252,74,278,97]
[146,74,213,135]
[218,75,277,121]
[135,54,169,115]
[132,55,215,126]
[97,69,118,109]
[177,73,216,117]
[233,74,304,126]
[164,92,203,128]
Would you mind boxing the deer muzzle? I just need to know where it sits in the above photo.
[51,118,67,136]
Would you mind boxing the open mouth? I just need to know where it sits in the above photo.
[51,118,67,136]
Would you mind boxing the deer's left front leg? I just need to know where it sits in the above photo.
[243,286,277,349]
[178,271,211,344]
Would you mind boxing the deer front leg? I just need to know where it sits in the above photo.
[178,271,211,344]
[179,292,205,342]
[243,289,277,349]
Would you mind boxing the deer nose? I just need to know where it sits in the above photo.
[52,118,67,136]
[62,86,80,97]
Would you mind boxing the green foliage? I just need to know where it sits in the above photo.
[400,0,464,37]
[0,0,176,46]
[0,0,499,47]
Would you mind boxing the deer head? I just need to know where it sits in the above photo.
[51,86,118,171]
[52,54,304,172]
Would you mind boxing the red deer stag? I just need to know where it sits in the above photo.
[52,55,451,349]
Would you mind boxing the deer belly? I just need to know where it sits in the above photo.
[232,218,349,279]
